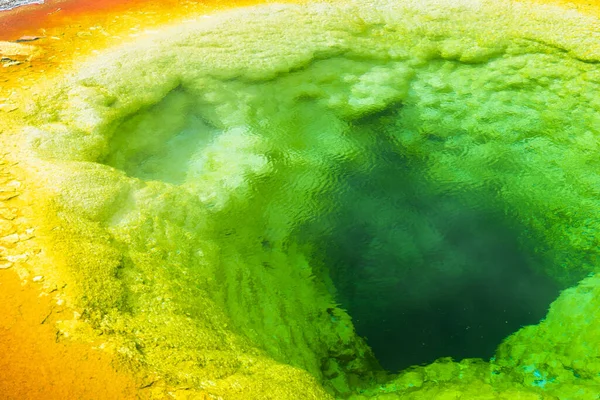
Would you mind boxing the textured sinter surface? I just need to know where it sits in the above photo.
[0,268,140,399]
[0,0,42,11]
[15,0,600,398]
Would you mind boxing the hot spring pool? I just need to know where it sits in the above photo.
[12,0,600,398]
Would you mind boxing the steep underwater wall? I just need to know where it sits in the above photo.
[5,0,600,398]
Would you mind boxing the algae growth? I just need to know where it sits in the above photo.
[14,0,600,398]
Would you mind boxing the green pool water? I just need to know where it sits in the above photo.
[19,0,600,398]
[292,136,562,371]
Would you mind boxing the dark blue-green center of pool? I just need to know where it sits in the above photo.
[295,109,563,372]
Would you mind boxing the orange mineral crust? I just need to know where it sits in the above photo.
[0,271,140,400]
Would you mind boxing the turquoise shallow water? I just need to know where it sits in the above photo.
[18,0,600,398]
